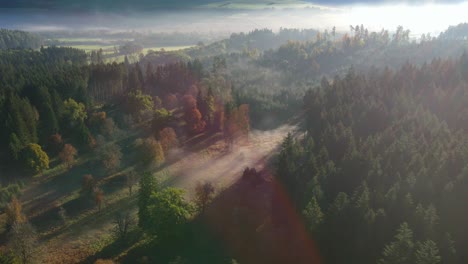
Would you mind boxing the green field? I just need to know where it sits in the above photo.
[142,46,194,53]
[55,38,112,42]
[61,44,193,53]
[62,45,116,52]
[48,43,195,63]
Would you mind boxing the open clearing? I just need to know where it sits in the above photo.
[14,124,296,263]
[50,44,194,63]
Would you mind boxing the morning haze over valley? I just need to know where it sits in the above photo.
[0,0,467,263]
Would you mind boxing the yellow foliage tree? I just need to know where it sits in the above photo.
[5,197,26,229]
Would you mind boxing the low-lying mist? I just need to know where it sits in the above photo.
[1,1,467,36]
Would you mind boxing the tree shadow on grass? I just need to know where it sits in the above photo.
[82,228,144,263]
[24,157,96,210]
[182,132,224,154]
[29,164,145,237]
[100,173,127,196]
[27,160,136,233]
[200,167,321,264]
[40,195,137,242]
[26,133,141,213]
[112,172,272,263]
[114,220,231,264]
[119,166,320,264]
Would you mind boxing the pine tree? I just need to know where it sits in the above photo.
[440,233,456,264]
[9,133,22,161]
[205,87,215,127]
[35,86,59,140]
[145,62,155,93]
[415,240,441,264]
[124,55,130,68]
[302,197,324,233]
[5,93,38,148]
[379,222,415,264]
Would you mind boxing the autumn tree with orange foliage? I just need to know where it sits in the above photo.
[183,95,206,134]
[5,198,38,263]
[59,143,78,169]
[159,127,178,153]
[89,111,106,128]
[185,108,206,134]
[183,94,197,109]
[48,133,63,155]
[164,94,178,110]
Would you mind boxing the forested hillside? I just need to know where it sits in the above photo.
[277,54,468,263]
[0,29,43,50]
[1,22,468,263]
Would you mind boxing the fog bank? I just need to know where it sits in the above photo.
[1,2,467,36]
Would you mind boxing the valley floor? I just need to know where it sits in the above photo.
[16,124,296,263]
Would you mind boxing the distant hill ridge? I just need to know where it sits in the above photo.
[0,28,43,49]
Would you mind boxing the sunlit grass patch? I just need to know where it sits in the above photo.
[154,169,172,183]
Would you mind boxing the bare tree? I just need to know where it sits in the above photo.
[58,206,67,225]
[94,188,104,212]
[8,222,38,264]
[81,174,96,197]
[113,212,134,242]
[126,170,138,196]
